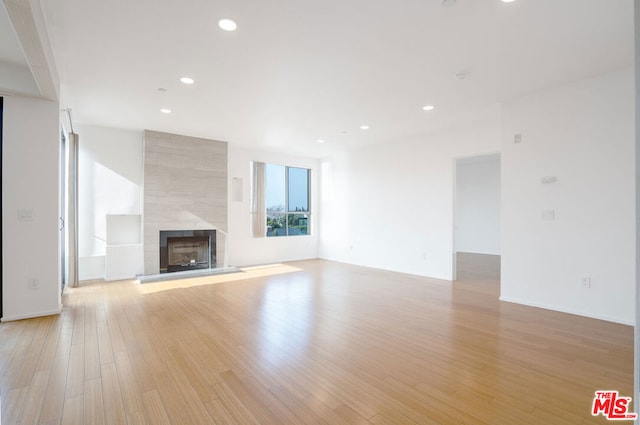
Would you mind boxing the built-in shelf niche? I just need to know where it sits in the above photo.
[105,214,143,281]
[106,214,142,245]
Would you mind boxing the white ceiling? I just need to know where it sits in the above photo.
[0,1,40,96]
[4,0,635,157]
[0,2,27,65]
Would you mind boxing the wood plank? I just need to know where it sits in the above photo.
[96,322,114,365]
[64,342,85,398]
[84,377,105,425]
[333,404,371,425]
[15,369,49,425]
[219,370,285,425]
[38,352,70,424]
[114,350,145,418]
[269,385,330,425]
[101,362,127,425]
[208,383,262,425]
[61,395,83,425]
[2,386,28,425]
[152,360,216,425]
[84,326,101,381]
[141,390,171,425]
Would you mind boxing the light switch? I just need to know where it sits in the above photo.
[18,209,34,221]
[231,177,243,202]
[542,210,555,221]
[541,176,557,184]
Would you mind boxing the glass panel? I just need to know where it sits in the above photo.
[287,213,309,236]
[266,164,286,238]
[167,237,210,267]
[288,167,309,212]
[266,164,286,214]
[266,213,287,237]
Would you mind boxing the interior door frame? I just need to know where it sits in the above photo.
[1,97,4,318]
[60,130,67,292]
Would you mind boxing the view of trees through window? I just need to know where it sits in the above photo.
[265,164,310,237]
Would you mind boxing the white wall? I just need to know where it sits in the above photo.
[74,127,318,273]
[2,95,61,321]
[455,154,501,255]
[501,68,635,324]
[228,145,319,266]
[319,110,501,280]
[76,124,143,280]
[0,61,40,97]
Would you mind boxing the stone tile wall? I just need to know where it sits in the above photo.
[143,130,227,274]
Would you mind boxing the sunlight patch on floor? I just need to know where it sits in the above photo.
[137,263,303,294]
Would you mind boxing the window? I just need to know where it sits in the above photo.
[264,164,310,237]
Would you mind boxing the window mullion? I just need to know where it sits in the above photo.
[285,166,289,236]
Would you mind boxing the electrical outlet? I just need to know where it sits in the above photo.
[581,277,591,289]
[28,278,39,290]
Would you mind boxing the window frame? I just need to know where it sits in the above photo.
[265,164,311,237]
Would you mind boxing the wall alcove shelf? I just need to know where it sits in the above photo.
[105,214,143,281]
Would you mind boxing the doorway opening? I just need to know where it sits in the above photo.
[453,153,501,293]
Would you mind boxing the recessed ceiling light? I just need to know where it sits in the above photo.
[422,105,435,111]
[501,0,516,3]
[160,108,172,114]
[360,125,370,130]
[218,18,237,31]
[341,131,348,135]
[180,77,195,85]
[317,139,326,144]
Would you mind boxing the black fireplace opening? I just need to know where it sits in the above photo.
[159,230,216,273]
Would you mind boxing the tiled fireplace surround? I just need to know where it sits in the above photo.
[143,130,228,275]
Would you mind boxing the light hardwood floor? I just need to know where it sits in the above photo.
[0,259,633,424]
[455,252,500,282]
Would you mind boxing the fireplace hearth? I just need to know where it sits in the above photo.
[159,230,216,273]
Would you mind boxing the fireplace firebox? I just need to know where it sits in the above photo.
[159,230,216,273]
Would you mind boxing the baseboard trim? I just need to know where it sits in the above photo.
[1,304,63,322]
[499,296,633,326]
